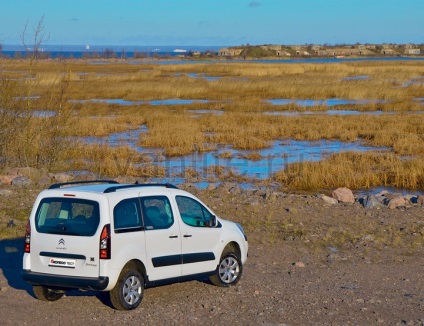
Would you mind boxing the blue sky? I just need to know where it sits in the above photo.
[1,0,423,46]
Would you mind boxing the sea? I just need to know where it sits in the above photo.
[0,45,223,59]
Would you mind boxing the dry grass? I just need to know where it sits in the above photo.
[275,152,424,190]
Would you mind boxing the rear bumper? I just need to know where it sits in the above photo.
[22,270,109,291]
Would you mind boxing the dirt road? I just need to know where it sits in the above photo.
[1,240,423,325]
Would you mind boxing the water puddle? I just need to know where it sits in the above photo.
[188,109,224,116]
[80,125,148,150]
[342,75,369,81]
[149,99,211,105]
[70,98,211,106]
[266,98,388,107]
[186,73,221,81]
[33,110,56,117]
[263,110,423,116]
[14,96,41,101]
[70,99,144,105]
[401,76,424,87]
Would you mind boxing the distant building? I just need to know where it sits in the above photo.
[315,48,373,57]
[276,50,291,57]
[405,48,421,55]
[260,45,282,51]
[218,48,243,56]
[296,50,310,56]
[404,44,416,49]
[381,48,398,55]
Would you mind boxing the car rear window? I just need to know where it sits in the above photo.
[35,198,100,236]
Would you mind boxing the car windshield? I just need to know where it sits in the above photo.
[35,198,100,236]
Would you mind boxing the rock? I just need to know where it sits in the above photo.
[404,194,416,203]
[417,195,424,206]
[0,189,13,197]
[376,190,389,196]
[363,195,384,209]
[0,175,15,185]
[387,195,407,209]
[332,187,354,203]
[7,220,15,228]
[216,182,235,193]
[73,172,100,181]
[206,184,216,191]
[382,192,396,200]
[11,176,32,188]
[229,185,242,195]
[15,167,40,177]
[293,261,305,268]
[115,175,136,184]
[321,195,338,205]
[37,176,52,188]
[51,172,74,183]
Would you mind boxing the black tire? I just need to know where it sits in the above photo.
[33,286,64,301]
[209,248,243,287]
[109,267,144,310]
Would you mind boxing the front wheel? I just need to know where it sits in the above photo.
[33,286,64,301]
[209,250,242,287]
[109,267,144,310]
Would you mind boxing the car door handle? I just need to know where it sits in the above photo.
[169,235,179,239]
[183,234,192,238]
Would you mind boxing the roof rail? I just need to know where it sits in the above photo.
[103,183,178,193]
[49,180,119,189]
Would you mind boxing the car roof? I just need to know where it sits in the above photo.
[45,183,181,195]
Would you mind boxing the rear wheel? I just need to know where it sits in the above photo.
[110,267,144,310]
[209,247,242,287]
[33,286,64,301]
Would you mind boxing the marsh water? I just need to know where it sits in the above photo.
[83,127,388,179]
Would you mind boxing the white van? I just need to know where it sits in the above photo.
[22,181,248,310]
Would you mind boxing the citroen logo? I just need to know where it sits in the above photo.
[58,238,65,245]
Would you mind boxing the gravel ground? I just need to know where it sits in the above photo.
[0,184,423,325]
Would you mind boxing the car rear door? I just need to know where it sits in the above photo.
[29,195,105,278]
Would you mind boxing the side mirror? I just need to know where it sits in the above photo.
[209,215,217,227]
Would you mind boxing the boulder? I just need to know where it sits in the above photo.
[0,189,13,197]
[38,176,52,188]
[11,176,32,188]
[51,172,74,183]
[417,195,424,206]
[404,194,415,201]
[332,187,355,203]
[363,195,384,209]
[321,195,338,205]
[387,195,407,209]
[0,175,14,185]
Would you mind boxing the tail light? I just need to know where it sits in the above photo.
[24,221,31,253]
[99,224,111,259]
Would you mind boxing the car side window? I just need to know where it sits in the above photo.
[114,198,143,232]
[140,196,174,230]
[176,196,213,227]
